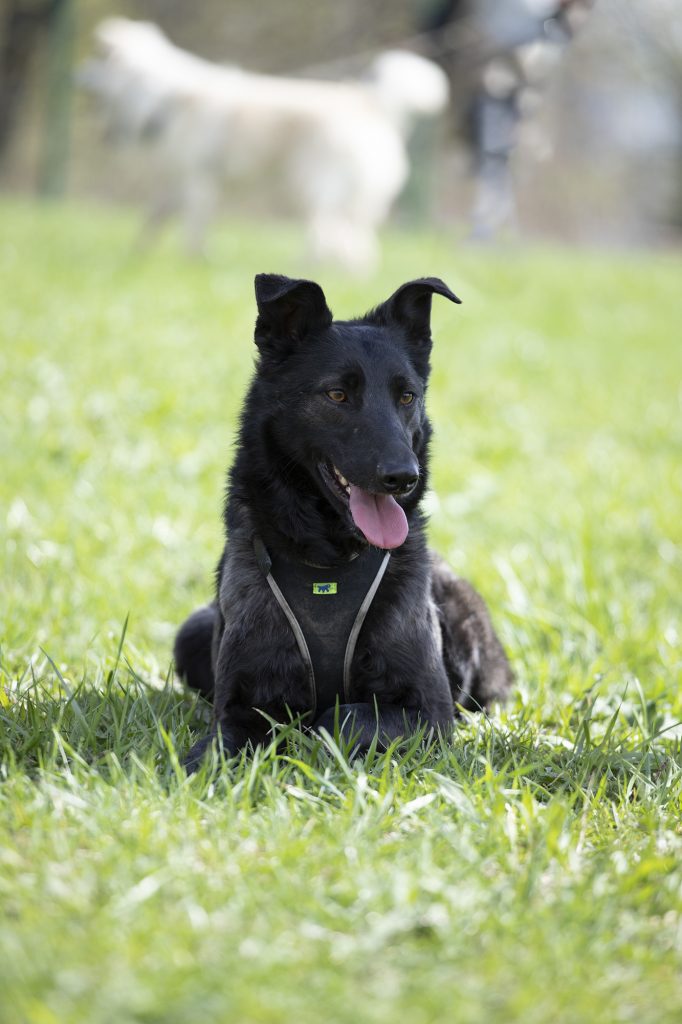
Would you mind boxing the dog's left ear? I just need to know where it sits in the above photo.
[371,277,461,373]
[379,277,461,339]
[254,274,333,359]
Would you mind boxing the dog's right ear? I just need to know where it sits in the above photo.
[254,274,333,359]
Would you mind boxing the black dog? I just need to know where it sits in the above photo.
[175,274,512,769]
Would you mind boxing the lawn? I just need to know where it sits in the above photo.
[1,199,681,1024]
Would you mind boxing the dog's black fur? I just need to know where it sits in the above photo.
[175,274,512,770]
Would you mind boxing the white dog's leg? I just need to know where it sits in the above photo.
[181,172,220,259]
[306,215,379,274]
[133,186,180,253]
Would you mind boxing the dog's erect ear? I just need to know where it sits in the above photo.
[378,277,461,339]
[369,277,461,375]
[254,274,333,358]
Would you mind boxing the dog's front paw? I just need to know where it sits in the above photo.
[183,735,215,774]
[313,704,354,736]
[313,703,381,753]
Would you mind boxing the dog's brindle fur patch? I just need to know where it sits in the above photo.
[175,274,512,769]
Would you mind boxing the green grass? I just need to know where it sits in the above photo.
[1,199,681,1023]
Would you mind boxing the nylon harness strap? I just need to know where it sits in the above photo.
[253,535,390,717]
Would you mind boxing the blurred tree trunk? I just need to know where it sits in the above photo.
[38,0,73,196]
[0,0,58,167]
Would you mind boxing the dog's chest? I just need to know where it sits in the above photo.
[266,544,388,713]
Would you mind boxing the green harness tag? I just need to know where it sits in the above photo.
[312,582,337,595]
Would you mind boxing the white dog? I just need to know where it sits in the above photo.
[81,19,449,269]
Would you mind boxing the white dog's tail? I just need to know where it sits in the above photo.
[369,50,450,127]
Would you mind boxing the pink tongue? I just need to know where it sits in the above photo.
[348,485,409,549]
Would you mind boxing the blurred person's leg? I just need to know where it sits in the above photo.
[471,152,516,241]
[470,64,520,240]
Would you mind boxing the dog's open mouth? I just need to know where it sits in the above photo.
[318,462,409,550]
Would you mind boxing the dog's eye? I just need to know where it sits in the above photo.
[326,389,347,403]
[399,391,415,406]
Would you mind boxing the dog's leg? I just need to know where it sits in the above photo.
[430,553,513,710]
[181,172,220,259]
[313,703,431,753]
[306,214,379,274]
[174,604,217,700]
[184,708,272,774]
[133,186,181,253]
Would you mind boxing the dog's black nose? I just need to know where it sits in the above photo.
[379,461,419,495]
